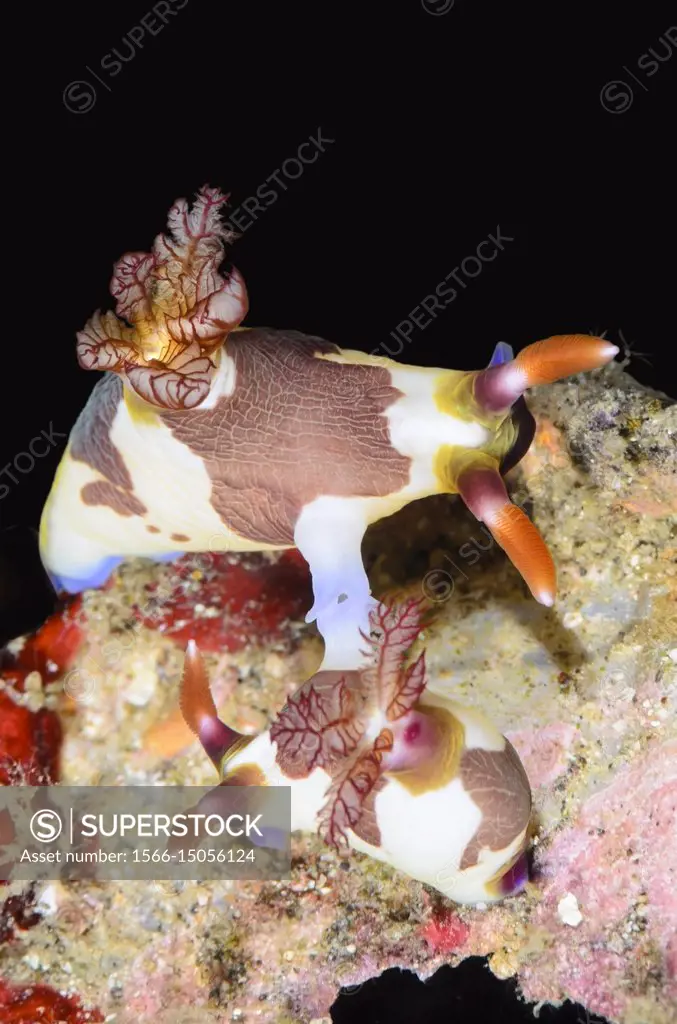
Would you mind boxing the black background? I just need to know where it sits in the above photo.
[4,1,676,1020]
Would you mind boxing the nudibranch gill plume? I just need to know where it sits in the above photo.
[180,598,532,905]
[39,185,619,668]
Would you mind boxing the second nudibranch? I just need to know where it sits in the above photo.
[40,185,618,669]
[179,598,532,905]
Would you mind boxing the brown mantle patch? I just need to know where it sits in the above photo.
[81,481,147,517]
[161,328,412,545]
[459,740,532,869]
[71,375,132,489]
[72,374,147,519]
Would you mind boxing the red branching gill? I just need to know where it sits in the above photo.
[76,185,248,412]
[133,549,313,653]
[270,599,429,851]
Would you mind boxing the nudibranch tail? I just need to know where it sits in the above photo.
[473,333,618,414]
[76,185,248,411]
[457,460,556,606]
[179,639,243,768]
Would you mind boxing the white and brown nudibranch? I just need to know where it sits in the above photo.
[40,185,618,668]
[180,598,532,904]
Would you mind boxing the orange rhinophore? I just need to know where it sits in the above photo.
[179,640,242,769]
[457,461,557,606]
[473,334,618,413]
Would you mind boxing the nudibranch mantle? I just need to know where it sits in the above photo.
[180,599,532,904]
[40,186,618,668]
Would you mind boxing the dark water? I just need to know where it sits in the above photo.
[332,960,606,1024]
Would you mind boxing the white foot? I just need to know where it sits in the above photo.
[316,592,378,670]
[294,497,373,669]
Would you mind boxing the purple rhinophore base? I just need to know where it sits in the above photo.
[498,850,530,897]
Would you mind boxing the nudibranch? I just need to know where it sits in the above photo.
[179,598,532,904]
[40,185,618,668]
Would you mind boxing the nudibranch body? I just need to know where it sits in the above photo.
[40,186,618,668]
[180,600,532,905]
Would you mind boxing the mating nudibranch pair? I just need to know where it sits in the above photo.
[39,185,618,670]
[180,598,532,904]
